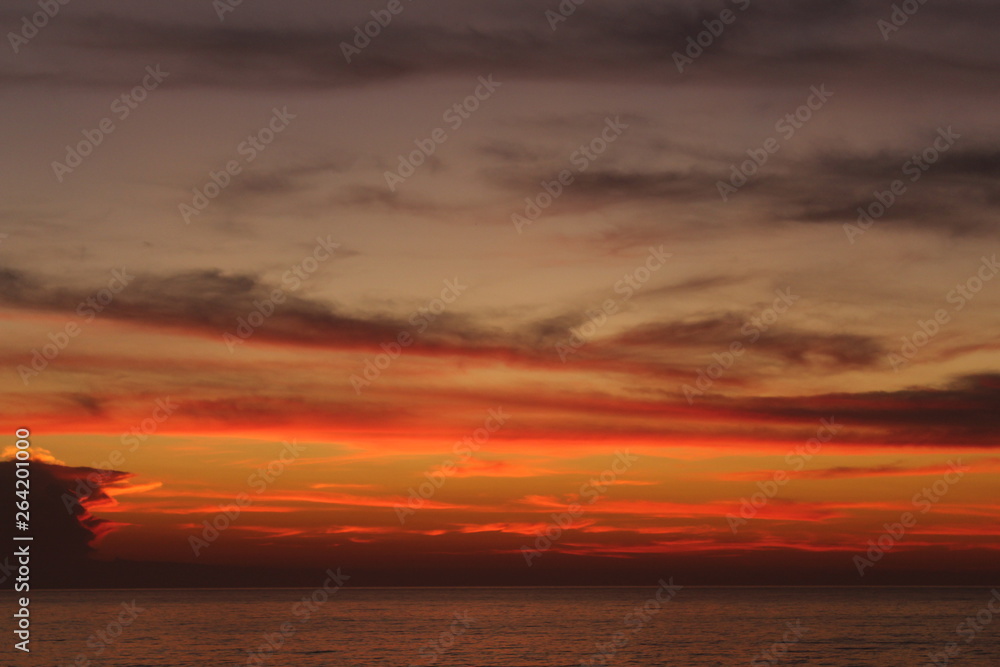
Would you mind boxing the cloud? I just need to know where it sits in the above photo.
[613,314,885,368]
[0,459,134,561]
[721,459,1000,481]
[764,146,1000,236]
[713,373,1000,446]
[3,1,999,92]
[483,141,1000,237]
[2,264,887,388]
[0,266,416,350]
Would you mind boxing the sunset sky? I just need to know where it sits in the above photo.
[2,0,999,585]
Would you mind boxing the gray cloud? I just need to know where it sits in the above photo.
[2,1,999,91]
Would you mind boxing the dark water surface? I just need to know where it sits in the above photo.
[4,587,999,666]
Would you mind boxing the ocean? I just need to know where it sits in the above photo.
[5,587,999,666]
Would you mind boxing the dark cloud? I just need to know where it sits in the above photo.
[0,459,130,569]
[637,274,757,299]
[614,314,885,369]
[766,147,1000,235]
[215,160,354,199]
[68,393,105,416]
[551,169,711,203]
[2,1,999,91]
[0,264,888,376]
[716,373,1000,446]
[0,265,502,355]
[482,141,1000,237]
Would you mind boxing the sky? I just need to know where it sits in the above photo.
[1,0,999,586]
